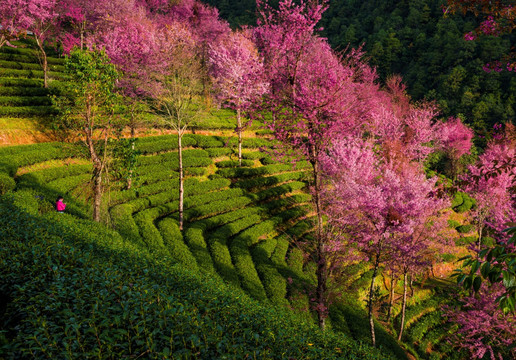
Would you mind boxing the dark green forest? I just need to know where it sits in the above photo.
[204,0,516,138]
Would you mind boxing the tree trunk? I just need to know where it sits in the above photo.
[237,107,242,167]
[311,150,326,331]
[178,133,184,230]
[35,37,48,88]
[368,253,381,347]
[387,275,396,322]
[92,165,102,222]
[127,123,136,190]
[477,224,483,252]
[398,271,408,341]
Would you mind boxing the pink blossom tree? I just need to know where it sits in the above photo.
[438,116,475,179]
[208,30,268,166]
[462,138,516,249]
[391,208,448,341]
[321,137,447,346]
[0,0,33,48]
[26,0,59,88]
[150,21,206,231]
[253,0,378,330]
[446,283,516,360]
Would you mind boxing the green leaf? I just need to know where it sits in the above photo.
[480,262,491,278]
[502,272,516,289]
[473,276,482,292]
[470,260,480,275]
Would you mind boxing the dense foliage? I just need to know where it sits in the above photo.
[203,0,516,138]
[0,196,393,359]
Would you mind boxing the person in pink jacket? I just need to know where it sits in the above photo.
[55,196,66,213]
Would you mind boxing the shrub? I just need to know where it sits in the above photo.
[17,164,91,185]
[184,208,261,276]
[134,205,173,251]
[287,247,305,275]
[0,51,65,65]
[481,236,495,247]
[0,173,15,195]
[251,181,307,202]
[447,219,461,228]
[455,224,474,233]
[452,192,475,213]
[455,235,477,246]
[242,151,268,160]
[451,192,464,208]
[0,67,66,79]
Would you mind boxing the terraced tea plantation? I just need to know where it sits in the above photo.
[0,131,467,359]
[0,40,66,144]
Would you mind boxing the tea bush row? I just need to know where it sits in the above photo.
[17,164,91,185]
[451,191,476,213]
[217,163,309,179]
[47,173,92,194]
[250,181,307,202]
[117,178,227,215]
[0,95,52,106]
[242,151,269,160]
[184,207,261,274]
[0,86,49,96]
[137,136,197,154]
[108,178,180,205]
[0,49,65,64]
[183,190,250,222]
[0,105,55,117]
[234,171,307,190]
[405,312,443,343]
[0,77,45,87]
[0,198,395,359]
[109,179,227,239]
[157,218,199,271]
[138,148,210,167]
[271,234,290,267]
[206,147,232,157]
[206,212,264,286]
[0,173,16,195]
[0,67,66,79]
[215,159,254,168]
[253,238,289,306]
[394,298,440,331]
[0,59,65,71]
[132,181,235,250]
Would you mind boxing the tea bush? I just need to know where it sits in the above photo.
[0,198,393,359]
[0,173,15,195]
[0,96,51,106]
